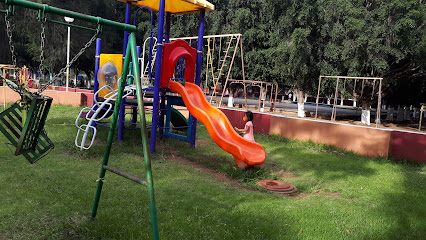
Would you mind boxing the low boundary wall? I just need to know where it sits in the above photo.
[219,108,425,163]
[1,87,424,163]
[0,86,93,107]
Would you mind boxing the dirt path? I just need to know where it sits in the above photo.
[167,148,254,192]
[166,146,342,199]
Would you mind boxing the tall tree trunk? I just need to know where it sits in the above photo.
[294,89,305,117]
[361,103,370,125]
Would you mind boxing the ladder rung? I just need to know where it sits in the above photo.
[103,165,148,186]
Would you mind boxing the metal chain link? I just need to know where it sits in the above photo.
[5,15,17,67]
[37,31,99,94]
[39,21,46,74]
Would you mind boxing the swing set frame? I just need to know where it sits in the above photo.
[314,75,383,127]
[1,0,159,239]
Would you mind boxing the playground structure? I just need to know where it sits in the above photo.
[79,0,264,238]
[2,1,266,238]
[314,75,383,127]
[83,1,265,168]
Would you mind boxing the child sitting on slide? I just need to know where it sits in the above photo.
[234,111,255,142]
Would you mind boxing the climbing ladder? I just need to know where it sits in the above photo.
[209,35,237,104]
[143,37,157,83]
[205,38,216,93]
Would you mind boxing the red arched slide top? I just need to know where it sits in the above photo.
[160,39,197,88]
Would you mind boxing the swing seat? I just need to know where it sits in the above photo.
[0,95,54,163]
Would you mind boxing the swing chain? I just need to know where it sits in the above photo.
[39,20,46,74]
[5,14,17,67]
[37,28,100,94]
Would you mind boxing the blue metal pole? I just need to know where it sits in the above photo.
[195,10,205,86]
[189,10,205,148]
[92,38,102,129]
[132,46,142,123]
[118,2,132,141]
[122,2,131,55]
[150,0,166,152]
[93,38,102,102]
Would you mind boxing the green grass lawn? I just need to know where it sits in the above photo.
[1,105,425,239]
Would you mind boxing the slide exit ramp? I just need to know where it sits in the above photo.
[169,81,265,168]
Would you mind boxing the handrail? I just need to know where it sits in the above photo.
[1,0,136,32]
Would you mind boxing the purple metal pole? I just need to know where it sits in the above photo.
[92,38,102,129]
[122,2,131,55]
[195,10,205,86]
[93,38,102,101]
[189,10,205,148]
[150,0,166,152]
[118,2,132,141]
[132,46,142,123]
[159,12,171,137]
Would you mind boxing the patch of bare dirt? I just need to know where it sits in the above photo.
[306,148,345,155]
[276,170,299,180]
[195,139,211,147]
[168,149,254,192]
[160,145,340,199]
[261,165,300,180]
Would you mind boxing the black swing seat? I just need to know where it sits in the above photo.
[0,94,54,164]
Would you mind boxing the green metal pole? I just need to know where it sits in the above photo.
[46,19,96,32]
[129,33,159,240]
[90,42,132,220]
[2,0,136,32]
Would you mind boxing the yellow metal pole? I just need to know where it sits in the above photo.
[205,38,210,91]
[240,37,247,110]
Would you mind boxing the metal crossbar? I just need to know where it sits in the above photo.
[103,165,148,186]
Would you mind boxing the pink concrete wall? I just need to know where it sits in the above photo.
[0,86,94,107]
[1,86,20,103]
[269,116,391,158]
[217,108,426,163]
[2,87,424,163]
[390,131,426,163]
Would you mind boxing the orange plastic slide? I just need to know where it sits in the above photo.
[169,81,266,168]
